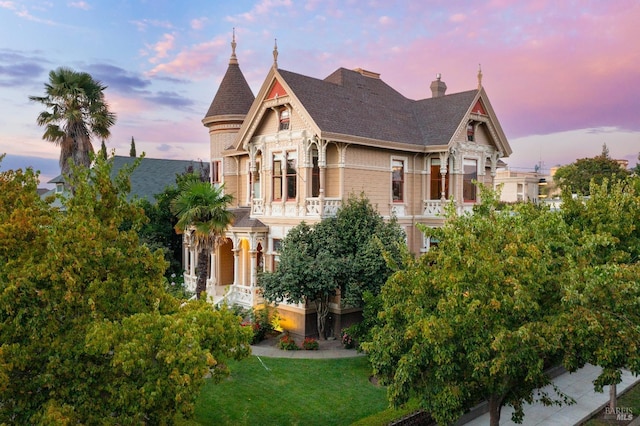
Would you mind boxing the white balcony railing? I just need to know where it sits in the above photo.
[305,197,342,217]
[252,198,264,215]
[422,200,475,218]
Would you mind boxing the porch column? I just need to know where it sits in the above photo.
[232,248,240,286]
[249,250,257,288]
[439,151,450,201]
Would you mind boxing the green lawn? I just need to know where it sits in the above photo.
[187,355,390,426]
[582,381,640,425]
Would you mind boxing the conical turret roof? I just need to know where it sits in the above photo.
[204,35,254,119]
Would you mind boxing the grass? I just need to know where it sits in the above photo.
[582,381,640,425]
[185,355,390,426]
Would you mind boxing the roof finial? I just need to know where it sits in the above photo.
[229,28,238,65]
[273,38,278,68]
[477,63,483,89]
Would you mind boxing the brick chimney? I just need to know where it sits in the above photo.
[430,73,447,98]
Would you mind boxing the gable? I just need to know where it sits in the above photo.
[471,99,487,115]
[266,80,288,100]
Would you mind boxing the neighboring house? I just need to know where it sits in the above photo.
[494,169,543,203]
[189,37,512,336]
[42,155,208,204]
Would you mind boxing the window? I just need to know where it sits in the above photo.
[279,109,290,131]
[251,160,261,198]
[273,156,283,200]
[212,160,221,184]
[392,159,404,202]
[286,154,297,200]
[273,152,296,201]
[467,123,475,141]
[430,158,449,200]
[272,239,282,269]
[463,159,478,202]
[311,149,320,197]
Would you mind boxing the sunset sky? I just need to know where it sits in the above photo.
[1,0,639,187]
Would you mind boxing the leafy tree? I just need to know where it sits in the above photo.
[553,144,629,195]
[259,194,405,339]
[171,181,234,299]
[558,177,640,411]
[99,139,107,160]
[130,136,137,157]
[138,170,208,299]
[0,156,251,424]
[364,188,575,426]
[29,67,116,177]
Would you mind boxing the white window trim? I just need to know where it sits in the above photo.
[390,155,408,204]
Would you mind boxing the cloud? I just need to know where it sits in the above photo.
[148,33,176,64]
[68,1,90,10]
[0,2,16,10]
[84,63,151,92]
[190,17,208,30]
[2,1,59,25]
[145,38,226,79]
[0,49,48,87]
[449,13,466,23]
[130,19,174,32]
[145,91,195,108]
[226,0,293,23]
[378,15,393,26]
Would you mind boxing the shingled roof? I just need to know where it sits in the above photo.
[110,156,207,202]
[43,156,208,205]
[204,58,254,119]
[277,67,479,147]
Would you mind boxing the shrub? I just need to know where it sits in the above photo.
[302,337,319,350]
[240,304,276,344]
[341,329,355,349]
[278,333,299,350]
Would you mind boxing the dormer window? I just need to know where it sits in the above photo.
[467,123,475,141]
[279,109,290,131]
[56,183,64,193]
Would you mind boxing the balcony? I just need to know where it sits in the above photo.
[250,197,342,218]
[422,199,475,218]
[305,197,341,217]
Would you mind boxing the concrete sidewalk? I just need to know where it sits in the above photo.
[462,365,639,426]
[250,339,364,359]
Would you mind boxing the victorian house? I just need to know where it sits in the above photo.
[183,36,512,336]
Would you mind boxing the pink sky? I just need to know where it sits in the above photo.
[0,0,638,186]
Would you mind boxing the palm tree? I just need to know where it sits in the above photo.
[171,181,234,299]
[30,67,116,177]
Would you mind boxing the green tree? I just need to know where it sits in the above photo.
[553,145,629,195]
[171,181,234,299]
[99,139,107,160]
[0,156,251,424]
[364,188,574,426]
[558,177,640,412]
[29,67,116,177]
[259,194,405,339]
[130,136,137,157]
[138,170,207,299]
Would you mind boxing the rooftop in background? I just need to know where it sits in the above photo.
[43,156,209,204]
